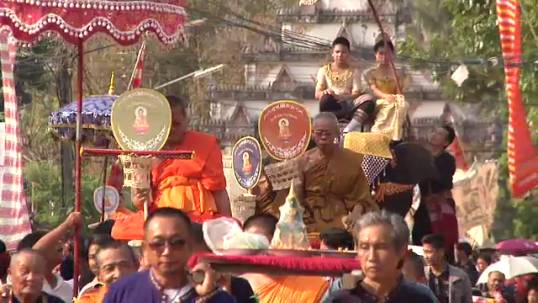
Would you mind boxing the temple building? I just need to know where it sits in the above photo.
[191,0,502,161]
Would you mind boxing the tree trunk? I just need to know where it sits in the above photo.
[56,51,74,210]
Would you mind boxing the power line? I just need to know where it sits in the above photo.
[188,5,538,70]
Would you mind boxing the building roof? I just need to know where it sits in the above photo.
[255,64,320,87]
[410,101,448,121]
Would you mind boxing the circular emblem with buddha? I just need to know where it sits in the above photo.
[93,186,120,215]
[111,88,171,151]
[232,136,262,190]
[258,100,311,161]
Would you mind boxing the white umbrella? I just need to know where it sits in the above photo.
[477,255,538,284]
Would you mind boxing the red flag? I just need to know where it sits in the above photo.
[0,29,32,250]
[128,41,146,89]
[496,0,538,197]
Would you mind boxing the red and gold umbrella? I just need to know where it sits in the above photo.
[0,0,187,294]
[0,0,186,45]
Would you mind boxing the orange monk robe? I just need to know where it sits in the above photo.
[243,274,329,303]
[151,131,226,217]
[76,285,108,303]
[111,131,226,240]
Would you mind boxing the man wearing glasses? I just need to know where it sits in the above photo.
[104,208,235,303]
[295,112,376,233]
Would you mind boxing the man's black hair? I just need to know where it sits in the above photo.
[320,228,354,250]
[243,214,278,236]
[477,252,492,265]
[95,238,137,266]
[89,234,113,249]
[16,231,47,251]
[442,124,456,146]
[166,95,188,115]
[144,207,192,231]
[332,37,350,50]
[421,234,445,250]
[374,39,395,53]
[456,242,473,257]
[93,219,115,236]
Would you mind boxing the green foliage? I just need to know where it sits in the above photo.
[25,161,64,227]
[20,94,59,161]
[24,161,102,230]
[0,39,56,108]
[401,0,538,239]
[513,197,538,240]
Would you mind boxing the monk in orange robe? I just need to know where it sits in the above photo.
[112,95,231,240]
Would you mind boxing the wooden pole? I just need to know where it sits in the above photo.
[100,151,109,222]
[73,39,83,297]
[366,0,402,95]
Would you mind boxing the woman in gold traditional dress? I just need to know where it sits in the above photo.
[364,35,411,142]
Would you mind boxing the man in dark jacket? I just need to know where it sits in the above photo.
[104,208,235,303]
[328,211,437,303]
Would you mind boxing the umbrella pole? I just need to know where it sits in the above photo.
[73,40,83,297]
[101,141,110,222]
[366,0,402,95]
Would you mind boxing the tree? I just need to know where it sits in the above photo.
[24,160,102,230]
[400,0,538,240]
[6,0,298,229]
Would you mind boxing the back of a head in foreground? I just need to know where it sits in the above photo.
[355,210,409,251]
[16,231,47,252]
[93,219,115,236]
[403,251,426,282]
[243,214,278,242]
[320,228,354,250]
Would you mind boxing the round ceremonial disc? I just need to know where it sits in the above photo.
[258,100,311,160]
[232,136,262,190]
[93,186,120,215]
[111,88,171,151]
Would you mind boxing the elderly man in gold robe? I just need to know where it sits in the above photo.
[295,112,377,233]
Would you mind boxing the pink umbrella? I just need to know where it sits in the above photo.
[497,239,538,256]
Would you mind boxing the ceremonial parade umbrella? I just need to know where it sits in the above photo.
[497,239,538,256]
[49,94,117,143]
[0,0,187,293]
